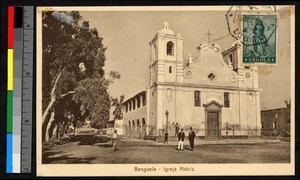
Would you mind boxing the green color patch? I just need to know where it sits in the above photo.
[242,14,277,64]
[7,91,13,133]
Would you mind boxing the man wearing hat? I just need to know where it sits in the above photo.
[188,127,196,151]
[177,128,185,151]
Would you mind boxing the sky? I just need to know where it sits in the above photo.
[80,8,292,110]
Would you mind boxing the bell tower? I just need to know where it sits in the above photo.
[149,21,184,85]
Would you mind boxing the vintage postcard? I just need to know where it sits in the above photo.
[36,6,295,176]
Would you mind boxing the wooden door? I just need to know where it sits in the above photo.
[207,112,219,139]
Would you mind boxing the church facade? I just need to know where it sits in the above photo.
[118,22,262,139]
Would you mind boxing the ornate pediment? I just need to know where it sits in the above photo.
[203,100,223,111]
[183,42,240,86]
[192,42,231,68]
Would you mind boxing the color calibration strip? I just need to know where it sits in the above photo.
[7,6,15,173]
[7,6,33,173]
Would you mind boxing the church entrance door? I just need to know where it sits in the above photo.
[203,100,223,140]
[207,112,219,139]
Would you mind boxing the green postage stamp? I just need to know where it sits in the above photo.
[242,14,277,65]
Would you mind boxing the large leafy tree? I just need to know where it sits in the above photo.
[111,95,125,120]
[42,11,115,142]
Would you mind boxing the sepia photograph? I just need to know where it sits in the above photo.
[36,6,295,176]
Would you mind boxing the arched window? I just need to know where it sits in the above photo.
[132,120,135,127]
[229,54,233,65]
[137,119,140,127]
[133,99,136,110]
[273,121,276,129]
[128,121,131,127]
[169,66,172,73]
[249,93,253,104]
[137,96,141,108]
[224,92,230,108]
[142,118,146,126]
[129,102,131,111]
[167,41,174,56]
[142,94,146,106]
[194,91,201,107]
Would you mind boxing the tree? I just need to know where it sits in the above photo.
[284,99,291,109]
[111,95,125,120]
[73,77,111,129]
[42,11,112,142]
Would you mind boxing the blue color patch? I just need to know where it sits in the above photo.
[6,133,13,173]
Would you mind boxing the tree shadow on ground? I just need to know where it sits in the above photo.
[43,150,62,158]
[68,134,111,146]
[42,134,110,164]
[97,144,112,148]
[42,152,97,164]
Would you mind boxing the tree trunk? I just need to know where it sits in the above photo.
[57,122,61,141]
[73,119,78,135]
[42,70,63,142]
[50,124,58,141]
[45,111,55,142]
[64,121,71,135]
[61,121,68,137]
[42,70,64,125]
[41,67,76,142]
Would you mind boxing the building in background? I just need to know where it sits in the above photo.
[106,120,115,135]
[119,22,261,139]
[261,105,290,137]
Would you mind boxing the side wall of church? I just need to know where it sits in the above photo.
[148,86,158,136]
[123,105,147,138]
[122,93,148,138]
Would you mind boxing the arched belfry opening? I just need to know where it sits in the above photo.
[167,41,174,56]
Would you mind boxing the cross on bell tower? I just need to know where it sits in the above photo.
[205,29,213,43]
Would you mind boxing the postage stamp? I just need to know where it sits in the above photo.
[242,14,277,64]
[225,6,279,66]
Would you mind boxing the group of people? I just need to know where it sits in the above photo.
[177,127,196,151]
[112,126,197,152]
[164,127,196,151]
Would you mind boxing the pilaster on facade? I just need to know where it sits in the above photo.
[176,62,184,83]
[256,91,262,136]
[252,66,259,89]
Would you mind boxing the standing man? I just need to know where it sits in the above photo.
[112,129,118,151]
[188,127,196,151]
[177,128,185,151]
[175,123,179,137]
[164,131,169,144]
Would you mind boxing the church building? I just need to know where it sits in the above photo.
[118,22,262,139]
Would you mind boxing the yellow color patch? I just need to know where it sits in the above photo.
[7,49,13,90]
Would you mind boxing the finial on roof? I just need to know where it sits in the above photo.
[158,21,174,36]
[163,21,169,29]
